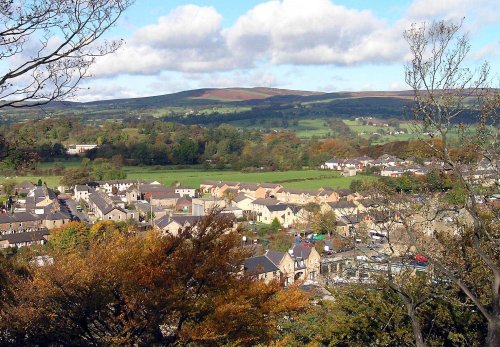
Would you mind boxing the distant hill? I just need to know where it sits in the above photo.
[44,87,413,109]
[0,87,479,125]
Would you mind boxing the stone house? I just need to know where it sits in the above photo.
[275,188,317,205]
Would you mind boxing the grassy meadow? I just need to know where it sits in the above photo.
[343,119,417,143]
[230,118,335,139]
[0,164,376,191]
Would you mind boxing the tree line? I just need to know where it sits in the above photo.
[0,117,481,174]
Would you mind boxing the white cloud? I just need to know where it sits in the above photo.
[469,42,500,62]
[225,0,405,66]
[72,83,146,102]
[92,0,410,78]
[81,0,499,100]
[91,5,237,76]
[133,5,223,49]
[407,0,500,31]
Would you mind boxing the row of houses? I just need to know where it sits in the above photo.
[322,154,451,172]
[0,229,51,249]
[322,154,498,180]
[202,180,362,205]
[1,183,72,248]
[0,211,70,234]
[76,181,196,205]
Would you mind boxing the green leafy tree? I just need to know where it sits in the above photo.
[270,218,281,232]
[49,222,90,254]
[172,139,199,165]
[91,159,126,180]
[60,167,91,187]
[1,180,16,196]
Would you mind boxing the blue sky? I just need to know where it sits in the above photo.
[75,0,499,101]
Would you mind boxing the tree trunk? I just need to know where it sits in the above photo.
[407,304,425,347]
[487,318,500,347]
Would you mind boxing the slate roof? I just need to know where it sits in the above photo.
[135,202,164,214]
[266,204,288,212]
[317,189,335,197]
[155,215,203,230]
[265,250,285,266]
[327,200,357,209]
[75,185,89,192]
[150,192,180,200]
[292,243,314,260]
[0,212,41,224]
[277,188,316,195]
[233,193,252,203]
[325,158,343,164]
[44,211,71,221]
[1,229,50,244]
[12,212,41,222]
[357,199,377,208]
[244,255,279,274]
[154,215,171,229]
[287,205,302,214]
[0,214,14,224]
[170,215,202,226]
[335,189,353,197]
[238,183,260,191]
[339,213,369,225]
[252,198,279,206]
[89,191,124,215]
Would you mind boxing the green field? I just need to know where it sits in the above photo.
[0,175,63,188]
[230,118,333,139]
[343,119,417,143]
[126,168,372,189]
[0,166,375,191]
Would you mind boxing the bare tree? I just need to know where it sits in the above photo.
[403,20,499,347]
[0,0,132,107]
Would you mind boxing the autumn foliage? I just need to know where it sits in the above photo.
[0,212,307,345]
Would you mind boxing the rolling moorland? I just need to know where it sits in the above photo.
[1,87,485,145]
[0,87,466,126]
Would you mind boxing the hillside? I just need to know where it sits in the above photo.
[0,87,481,126]
[0,87,418,123]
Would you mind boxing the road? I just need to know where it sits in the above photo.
[59,197,91,224]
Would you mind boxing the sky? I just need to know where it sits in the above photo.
[73,0,499,101]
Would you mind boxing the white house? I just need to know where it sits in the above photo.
[322,158,344,170]
[66,144,98,155]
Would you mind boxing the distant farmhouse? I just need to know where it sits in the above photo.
[66,144,98,155]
